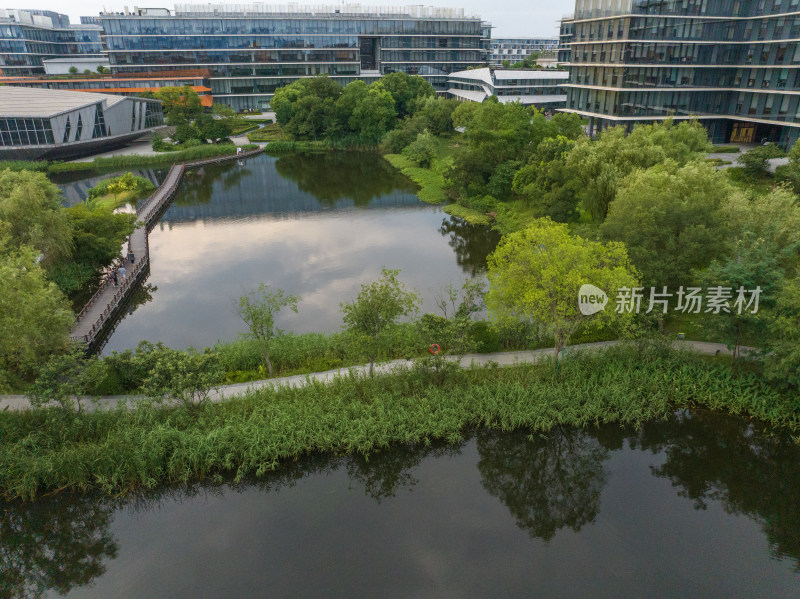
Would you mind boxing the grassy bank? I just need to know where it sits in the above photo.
[247,123,285,142]
[1,342,796,500]
[0,144,253,175]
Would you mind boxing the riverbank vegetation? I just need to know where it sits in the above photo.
[85,172,155,210]
[2,341,798,500]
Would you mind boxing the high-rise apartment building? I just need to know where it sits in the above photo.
[488,38,559,66]
[99,4,488,111]
[0,9,104,76]
[560,0,800,147]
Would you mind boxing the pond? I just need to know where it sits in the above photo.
[3,412,798,598]
[89,152,499,353]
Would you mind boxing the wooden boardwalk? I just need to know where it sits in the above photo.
[70,148,263,347]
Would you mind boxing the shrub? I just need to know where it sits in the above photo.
[402,130,438,168]
[737,143,785,175]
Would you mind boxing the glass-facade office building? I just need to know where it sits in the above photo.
[100,4,488,111]
[489,38,559,66]
[0,9,103,76]
[560,0,800,147]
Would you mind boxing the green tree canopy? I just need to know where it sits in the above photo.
[486,219,639,357]
[0,234,73,387]
[567,119,711,221]
[271,76,342,140]
[155,85,203,126]
[0,169,73,266]
[236,285,300,375]
[599,160,731,289]
[340,268,420,376]
[378,72,435,118]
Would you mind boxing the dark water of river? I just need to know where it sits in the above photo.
[77,152,500,353]
[2,411,798,598]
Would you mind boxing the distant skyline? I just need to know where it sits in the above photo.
[4,1,574,38]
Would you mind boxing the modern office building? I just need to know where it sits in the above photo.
[0,9,104,77]
[0,87,164,161]
[0,69,213,105]
[488,38,558,66]
[560,0,800,147]
[99,4,489,111]
[557,16,573,65]
[447,67,568,108]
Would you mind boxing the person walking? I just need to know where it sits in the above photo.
[112,268,118,288]
[118,264,127,280]
[128,248,135,264]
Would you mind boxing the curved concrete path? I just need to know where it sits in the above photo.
[0,340,748,413]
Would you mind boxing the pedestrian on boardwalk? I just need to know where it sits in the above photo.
[112,268,118,288]
[128,248,135,264]
[118,264,127,280]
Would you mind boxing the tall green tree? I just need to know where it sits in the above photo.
[155,85,203,126]
[348,82,397,142]
[236,285,300,375]
[0,169,73,267]
[486,219,639,358]
[599,160,731,289]
[0,235,73,387]
[341,268,420,376]
[271,76,342,140]
[378,72,435,118]
[567,119,711,221]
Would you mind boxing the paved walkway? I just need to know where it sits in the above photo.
[0,340,748,412]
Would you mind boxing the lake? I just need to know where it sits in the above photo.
[52,152,499,353]
[2,411,798,598]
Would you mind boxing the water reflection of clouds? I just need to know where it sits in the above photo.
[105,206,468,352]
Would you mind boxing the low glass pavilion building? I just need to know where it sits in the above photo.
[0,87,164,160]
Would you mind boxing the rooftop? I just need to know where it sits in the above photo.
[449,68,568,84]
[101,3,480,19]
[0,87,128,118]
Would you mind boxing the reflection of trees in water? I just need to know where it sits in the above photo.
[477,427,612,541]
[630,410,800,569]
[171,166,224,206]
[0,494,118,599]
[439,216,501,277]
[346,442,465,502]
[274,152,417,206]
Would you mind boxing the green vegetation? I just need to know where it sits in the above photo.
[236,285,300,376]
[149,86,246,149]
[86,172,155,210]
[487,219,639,357]
[2,341,798,500]
[736,143,785,176]
[247,123,286,142]
[383,152,448,204]
[341,268,421,376]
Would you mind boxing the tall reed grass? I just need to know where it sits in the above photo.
[1,343,795,501]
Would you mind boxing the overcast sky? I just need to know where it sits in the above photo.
[12,1,576,38]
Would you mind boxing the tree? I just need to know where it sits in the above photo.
[271,76,342,140]
[550,112,583,140]
[512,135,582,222]
[96,65,108,74]
[141,348,223,408]
[68,66,78,75]
[486,219,639,358]
[599,160,731,289]
[764,277,800,390]
[236,285,300,375]
[348,82,397,143]
[737,143,785,176]
[0,237,73,387]
[26,344,104,411]
[402,130,438,167]
[154,85,203,127]
[340,268,421,376]
[378,72,435,118]
[566,119,711,221]
[0,169,73,267]
[417,96,457,135]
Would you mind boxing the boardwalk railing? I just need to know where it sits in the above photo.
[69,148,263,346]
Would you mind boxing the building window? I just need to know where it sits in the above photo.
[63,118,71,143]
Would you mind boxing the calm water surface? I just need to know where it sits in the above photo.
[94,152,498,353]
[2,412,798,598]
